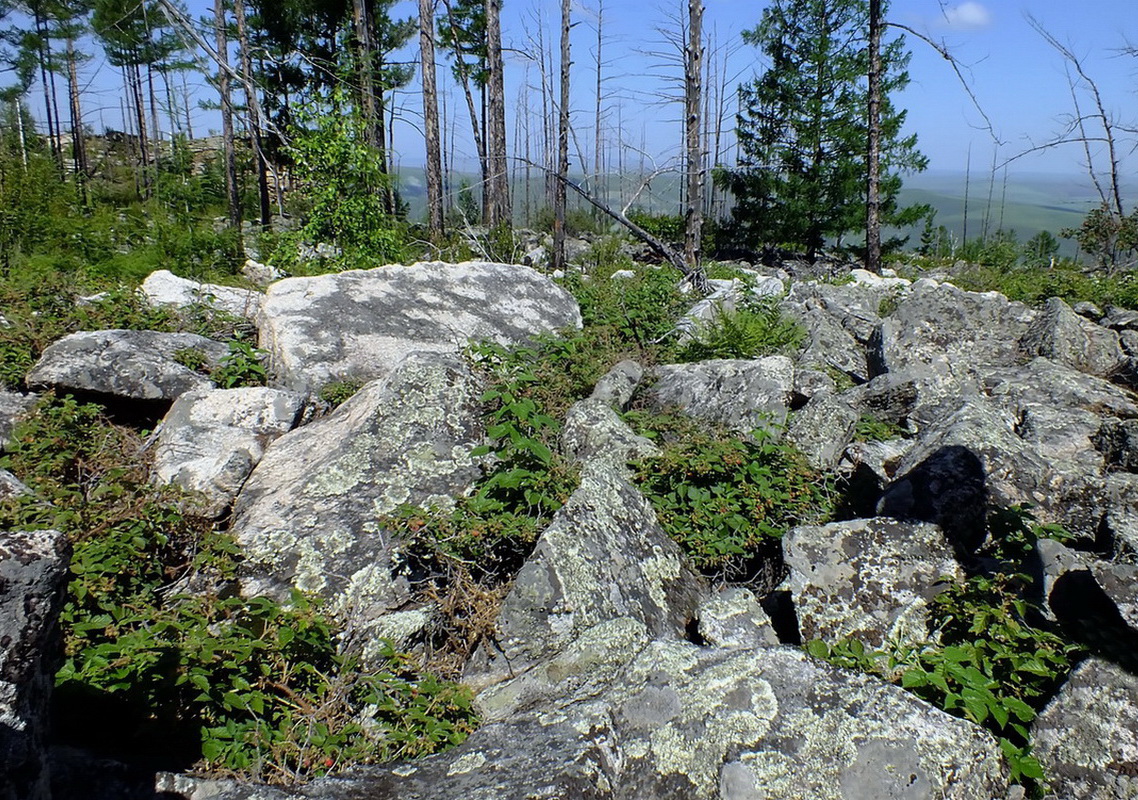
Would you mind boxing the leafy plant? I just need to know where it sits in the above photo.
[318,379,365,408]
[853,413,906,442]
[212,340,269,388]
[678,299,805,362]
[629,413,833,580]
[174,347,211,374]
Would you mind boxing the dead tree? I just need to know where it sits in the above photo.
[419,0,445,235]
[551,0,570,272]
[485,0,511,227]
[214,0,240,229]
[683,0,703,270]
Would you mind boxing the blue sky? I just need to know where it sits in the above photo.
[13,0,1138,185]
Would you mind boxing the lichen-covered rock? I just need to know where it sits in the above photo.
[152,387,308,516]
[0,529,69,800]
[1032,658,1138,799]
[229,353,484,634]
[210,645,1007,800]
[465,461,706,711]
[140,269,263,320]
[872,280,1036,379]
[785,279,890,344]
[257,261,581,393]
[791,305,870,383]
[25,330,227,402]
[1089,561,1138,631]
[589,359,642,408]
[646,357,795,435]
[1095,419,1138,473]
[560,398,658,469]
[787,391,859,470]
[0,391,35,450]
[1019,297,1125,378]
[696,586,779,647]
[784,517,961,648]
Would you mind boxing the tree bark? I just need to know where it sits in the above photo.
[65,34,88,195]
[551,0,570,272]
[33,7,61,171]
[234,0,271,228]
[683,0,704,270]
[419,0,444,236]
[441,0,486,223]
[865,0,883,273]
[593,0,603,196]
[484,0,511,227]
[215,0,240,228]
[130,61,152,195]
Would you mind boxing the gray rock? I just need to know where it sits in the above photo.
[0,529,69,800]
[153,387,308,516]
[1103,306,1138,331]
[140,270,263,321]
[696,586,779,647]
[229,353,484,638]
[787,391,860,470]
[1090,561,1138,630]
[212,645,1007,800]
[26,330,227,402]
[785,517,961,648]
[1018,297,1124,378]
[791,304,870,383]
[0,469,30,501]
[983,359,1138,420]
[1033,658,1138,799]
[465,461,705,713]
[785,280,888,344]
[241,258,283,287]
[793,367,838,401]
[1121,330,1138,357]
[1073,300,1104,320]
[0,391,35,450]
[853,367,976,430]
[589,359,642,408]
[646,357,795,435]
[258,261,581,393]
[677,276,786,341]
[871,279,1036,380]
[1095,419,1138,473]
[561,398,658,470]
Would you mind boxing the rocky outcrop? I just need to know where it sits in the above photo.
[152,387,308,516]
[25,330,228,402]
[1019,296,1125,378]
[257,261,581,393]
[784,518,961,648]
[646,356,795,435]
[229,353,485,657]
[0,391,35,450]
[1032,658,1138,799]
[140,270,263,321]
[0,529,69,800]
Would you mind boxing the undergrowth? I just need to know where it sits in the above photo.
[678,299,805,362]
[807,507,1084,795]
[0,396,476,783]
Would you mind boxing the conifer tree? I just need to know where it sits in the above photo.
[723,0,926,258]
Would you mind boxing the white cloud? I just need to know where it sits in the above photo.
[941,2,993,31]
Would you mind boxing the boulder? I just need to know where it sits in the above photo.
[786,391,860,471]
[589,359,642,408]
[0,469,30,501]
[1095,419,1138,473]
[25,330,228,402]
[465,459,706,712]
[784,517,961,648]
[1032,658,1138,799]
[785,280,890,344]
[791,305,870,383]
[0,529,70,800]
[1018,297,1124,378]
[210,645,1007,800]
[257,261,581,393]
[871,280,1036,379]
[139,270,263,321]
[0,391,35,450]
[229,353,484,646]
[696,586,780,647]
[646,357,795,435]
[241,258,283,287]
[561,398,658,469]
[152,387,308,516]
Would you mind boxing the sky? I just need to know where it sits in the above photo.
[10,0,1138,186]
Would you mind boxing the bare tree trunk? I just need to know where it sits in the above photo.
[419,0,444,235]
[33,9,61,170]
[551,0,570,272]
[215,0,240,228]
[131,61,152,195]
[865,0,883,272]
[485,0,511,227]
[65,34,88,197]
[683,0,704,270]
[14,99,28,168]
[962,143,971,245]
[235,0,270,228]
[441,0,487,221]
[182,72,194,138]
[593,0,604,199]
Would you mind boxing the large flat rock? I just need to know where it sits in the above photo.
[257,261,581,393]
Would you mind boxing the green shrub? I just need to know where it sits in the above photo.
[853,413,906,443]
[212,339,269,388]
[678,299,805,362]
[559,265,689,355]
[629,413,834,579]
[318,380,365,408]
[0,396,476,783]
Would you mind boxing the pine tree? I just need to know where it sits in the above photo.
[723,0,926,258]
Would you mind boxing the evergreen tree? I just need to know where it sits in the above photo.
[723,0,926,257]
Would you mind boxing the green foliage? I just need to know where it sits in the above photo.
[284,89,406,268]
[951,260,1138,309]
[629,414,834,578]
[853,413,906,442]
[559,265,689,356]
[212,340,269,388]
[1062,204,1138,271]
[985,504,1074,564]
[0,395,476,783]
[318,380,365,408]
[677,299,805,362]
[722,0,927,256]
